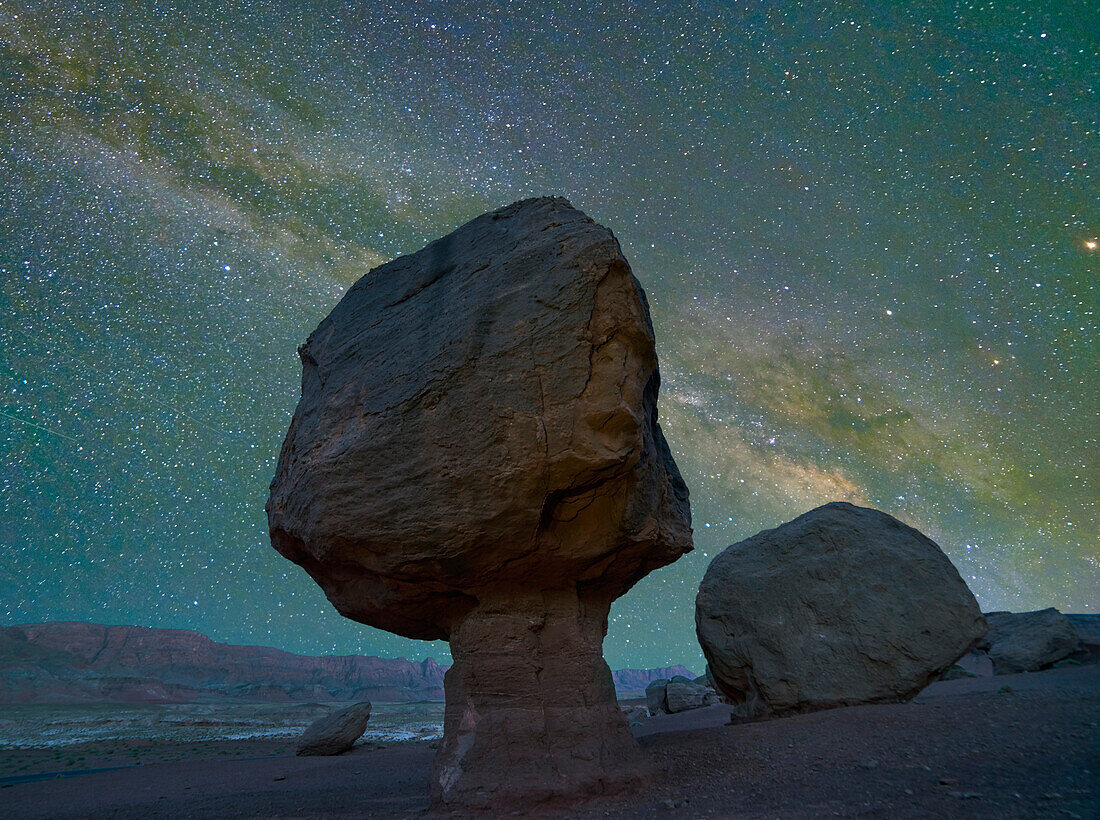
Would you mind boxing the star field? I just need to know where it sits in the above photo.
[1,0,1096,670]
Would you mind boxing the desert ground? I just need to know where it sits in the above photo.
[1,664,1096,819]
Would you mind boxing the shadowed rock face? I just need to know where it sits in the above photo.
[267,197,692,807]
[696,502,986,718]
[979,608,1080,674]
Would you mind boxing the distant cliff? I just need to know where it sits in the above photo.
[0,623,446,703]
[0,622,694,703]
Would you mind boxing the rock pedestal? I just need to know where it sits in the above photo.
[431,589,645,806]
[267,197,692,808]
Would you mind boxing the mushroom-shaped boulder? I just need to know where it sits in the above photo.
[267,197,692,808]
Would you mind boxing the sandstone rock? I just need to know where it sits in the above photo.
[645,677,717,714]
[620,705,648,723]
[696,502,986,717]
[665,678,709,713]
[296,701,372,756]
[612,666,695,695]
[267,197,692,808]
[646,679,669,716]
[979,609,1079,674]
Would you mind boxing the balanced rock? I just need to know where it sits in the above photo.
[696,502,986,717]
[980,608,1079,674]
[267,197,692,807]
[296,701,372,756]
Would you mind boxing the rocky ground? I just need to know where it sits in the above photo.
[1,664,1096,819]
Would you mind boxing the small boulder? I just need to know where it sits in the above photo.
[696,502,987,717]
[665,678,710,713]
[646,679,669,716]
[980,609,1079,674]
[620,705,648,723]
[296,701,372,756]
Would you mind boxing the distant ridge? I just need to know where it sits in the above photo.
[0,622,444,704]
[0,623,693,703]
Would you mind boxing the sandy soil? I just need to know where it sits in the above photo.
[1,664,1096,819]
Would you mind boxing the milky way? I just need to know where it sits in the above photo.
[1,1,1095,669]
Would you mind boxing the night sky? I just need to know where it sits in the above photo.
[2,1,1096,671]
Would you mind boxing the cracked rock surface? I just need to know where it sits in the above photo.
[267,197,692,808]
[696,502,986,719]
[979,608,1080,674]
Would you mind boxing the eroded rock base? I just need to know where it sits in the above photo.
[430,589,647,808]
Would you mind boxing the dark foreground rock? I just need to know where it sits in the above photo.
[696,502,986,717]
[267,197,692,808]
[980,608,1079,674]
[295,701,372,756]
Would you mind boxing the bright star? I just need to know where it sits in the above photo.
[1086,240,1097,251]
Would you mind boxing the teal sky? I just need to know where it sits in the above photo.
[1,0,1096,670]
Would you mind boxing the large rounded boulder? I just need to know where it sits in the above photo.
[695,502,986,717]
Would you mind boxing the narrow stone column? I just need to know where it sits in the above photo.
[431,588,647,808]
